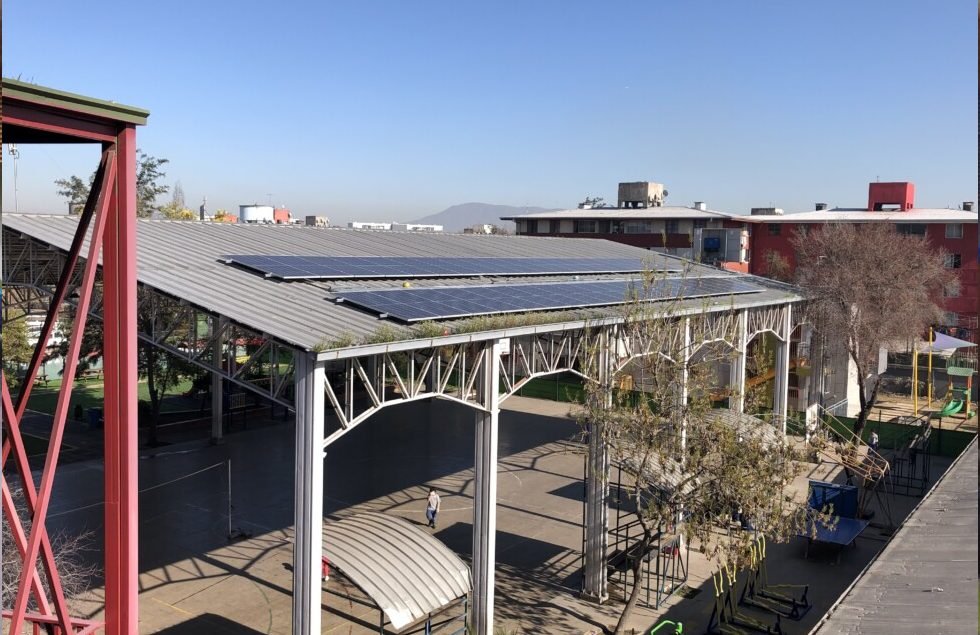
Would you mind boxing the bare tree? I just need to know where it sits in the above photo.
[579,270,809,634]
[2,485,97,616]
[762,249,793,283]
[793,223,953,435]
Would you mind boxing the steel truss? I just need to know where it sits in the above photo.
[2,232,297,410]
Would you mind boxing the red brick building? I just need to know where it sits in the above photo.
[504,181,978,341]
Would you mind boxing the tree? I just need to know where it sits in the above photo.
[137,292,199,445]
[2,310,33,389]
[2,484,96,615]
[54,150,169,218]
[53,175,93,215]
[793,223,953,436]
[136,151,170,218]
[579,271,809,634]
[762,249,793,283]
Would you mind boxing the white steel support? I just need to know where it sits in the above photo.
[471,340,502,635]
[293,354,325,635]
[730,311,748,413]
[583,328,611,603]
[679,318,691,452]
[773,305,792,434]
[211,317,226,443]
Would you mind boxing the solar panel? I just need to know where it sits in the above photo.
[221,255,674,280]
[334,277,763,322]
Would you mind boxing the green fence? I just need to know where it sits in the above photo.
[825,415,976,458]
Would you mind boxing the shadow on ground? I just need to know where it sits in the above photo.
[151,613,266,634]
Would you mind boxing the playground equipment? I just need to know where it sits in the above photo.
[888,414,932,497]
[807,407,894,530]
[913,329,977,417]
[602,462,689,610]
[739,537,810,621]
[934,365,975,419]
[707,564,783,635]
[649,619,683,634]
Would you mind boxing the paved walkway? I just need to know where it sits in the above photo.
[27,396,961,633]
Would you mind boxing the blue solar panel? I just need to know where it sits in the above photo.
[334,277,762,322]
[221,255,672,279]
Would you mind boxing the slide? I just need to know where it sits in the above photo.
[936,399,964,417]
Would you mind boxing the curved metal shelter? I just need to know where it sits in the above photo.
[324,512,471,632]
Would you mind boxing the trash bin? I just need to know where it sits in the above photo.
[87,408,104,430]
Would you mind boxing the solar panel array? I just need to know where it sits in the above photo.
[335,277,762,322]
[222,255,669,280]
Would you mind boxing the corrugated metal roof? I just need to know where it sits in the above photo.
[813,439,978,635]
[739,208,979,223]
[500,206,736,220]
[323,512,470,632]
[2,214,801,352]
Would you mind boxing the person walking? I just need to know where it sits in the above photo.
[869,430,880,453]
[425,488,441,529]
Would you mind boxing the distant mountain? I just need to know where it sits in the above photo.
[413,203,559,233]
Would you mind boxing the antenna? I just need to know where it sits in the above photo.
[8,144,20,212]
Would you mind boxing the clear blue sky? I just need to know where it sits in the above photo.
[3,1,977,223]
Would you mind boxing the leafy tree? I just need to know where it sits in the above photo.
[159,201,196,220]
[136,151,170,218]
[2,310,33,389]
[54,150,169,218]
[137,292,200,445]
[793,223,953,436]
[579,271,809,634]
[53,174,94,215]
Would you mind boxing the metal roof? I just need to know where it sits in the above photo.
[813,439,978,634]
[739,208,979,224]
[2,77,149,125]
[323,512,470,632]
[2,214,801,353]
[500,206,737,221]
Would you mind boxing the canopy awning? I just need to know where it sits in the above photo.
[323,512,471,632]
[916,332,977,356]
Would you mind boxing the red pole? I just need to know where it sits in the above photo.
[7,154,112,634]
[102,125,139,634]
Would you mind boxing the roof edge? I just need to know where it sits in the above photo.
[3,77,149,125]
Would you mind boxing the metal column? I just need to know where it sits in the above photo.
[730,311,748,413]
[773,306,793,434]
[211,317,227,443]
[293,354,326,634]
[102,128,140,634]
[583,328,611,603]
[471,340,502,635]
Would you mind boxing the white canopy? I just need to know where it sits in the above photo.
[916,332,977,356]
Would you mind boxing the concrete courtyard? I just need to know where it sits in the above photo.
[32,395,956,634]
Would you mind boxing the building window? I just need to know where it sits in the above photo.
[526,220,537,234]
[945,223,963,239]
[623,221,653,234]
[574,220,597,233]
[897,223,926,236]
[767,224,781,236]
[944,253,962,269]
[665,220,679,234]
[597,220,611,233]
[943,283,961,298]
[693,219,707,229]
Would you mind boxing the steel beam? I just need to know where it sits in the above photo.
[471,340,502,635]
[730,310,748,413]
[293,354,325,634]
[582,328,611,603]
[773,305,792,434]
[211,317,227,443]
[102,126,139,634]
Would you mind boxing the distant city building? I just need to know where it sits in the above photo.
[305,215,330,227]
[504,180,979,343]
[348,221,444,232]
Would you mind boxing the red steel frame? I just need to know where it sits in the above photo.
[2,92,141,634]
